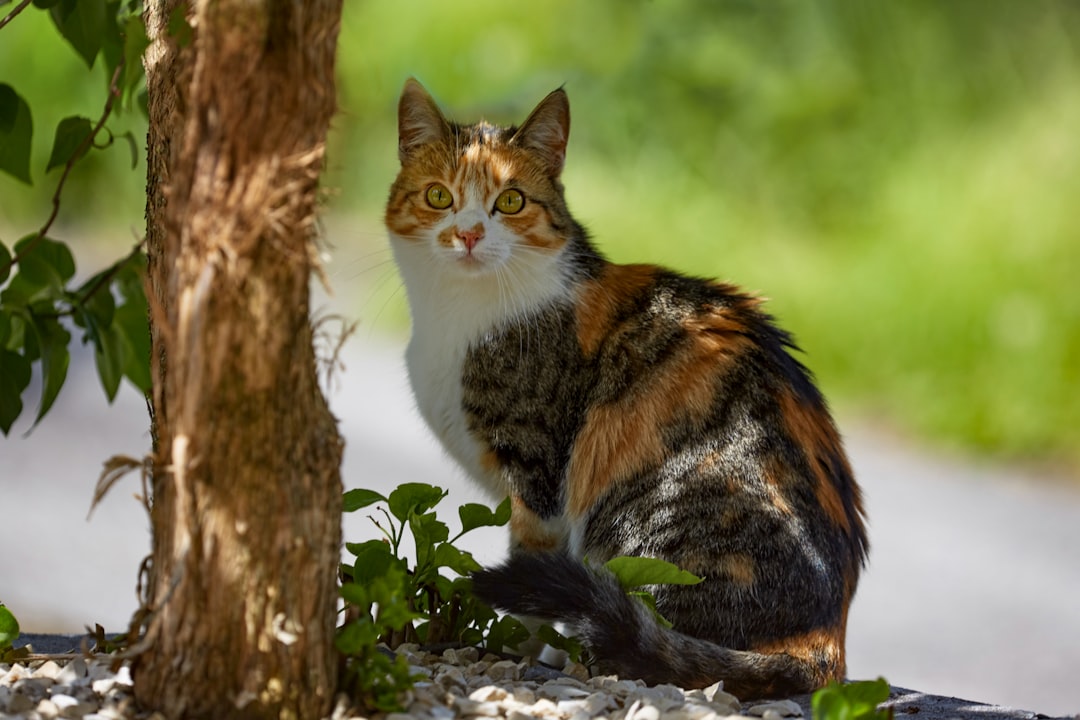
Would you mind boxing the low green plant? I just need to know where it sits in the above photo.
[337,483,526,710]
[812,677,893,720]
[0,603,18,649]
[0,602,26,663]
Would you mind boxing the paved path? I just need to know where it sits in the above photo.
[2,336,1077,717]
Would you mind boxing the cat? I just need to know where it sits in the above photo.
[385,78,868,700]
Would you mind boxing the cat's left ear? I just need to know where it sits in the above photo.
[398,78,451,162]
[512,88,570,176]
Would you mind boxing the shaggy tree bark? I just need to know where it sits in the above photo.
[135,1,344,717]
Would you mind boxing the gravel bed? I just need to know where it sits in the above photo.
[1,643,808,720]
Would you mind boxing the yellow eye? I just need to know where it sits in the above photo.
[426,183,453,209]
[494,188,524,215]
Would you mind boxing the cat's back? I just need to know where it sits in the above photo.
[564,262,866,568]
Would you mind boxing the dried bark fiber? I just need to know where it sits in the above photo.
[136,1,345,718]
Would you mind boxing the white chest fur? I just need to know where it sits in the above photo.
[390,233,569,499]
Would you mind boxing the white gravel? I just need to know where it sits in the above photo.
[1,644,793,720]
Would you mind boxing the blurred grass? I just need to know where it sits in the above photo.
[2,0,1078,471]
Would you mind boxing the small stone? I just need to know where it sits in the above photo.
[508,685,536,705]
[2,664,32,686]
[748,700,804,717]
[632,704,661,720]
[683,702,722,719]
[700,681,740,714]
[37,697,62,719]
[562,661,590,683]
[486,659,521,682]
[452,696,502,716]
[469,685,508,703]
[55,659,87,687]
[14,678,50,704]
[423,704,457,720]
[458,646,480,663]
[538,683,591,701]
[32,661,63,681]
[6,688,36,714]
[435,664,467,690]
[527,698,559,716]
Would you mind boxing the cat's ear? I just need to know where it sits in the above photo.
[398,78,450,162]
[512,88,570,176]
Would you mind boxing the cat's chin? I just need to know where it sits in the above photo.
[449,253,501,277]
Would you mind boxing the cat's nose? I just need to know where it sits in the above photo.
[455,225,485,251]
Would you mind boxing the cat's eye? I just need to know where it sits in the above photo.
[494,188,525,215]
[426,183,453,209]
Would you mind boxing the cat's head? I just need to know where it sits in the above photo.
[386,79,577,280]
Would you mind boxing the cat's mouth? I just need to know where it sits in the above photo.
[452,245,498,273]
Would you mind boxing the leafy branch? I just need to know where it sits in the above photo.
[0,0,32,32]
[1,58,126,278]
[0,1,151,435]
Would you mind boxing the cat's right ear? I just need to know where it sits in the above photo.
[398,79,450,162]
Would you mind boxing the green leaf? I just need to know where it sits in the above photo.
[93,324,124,400]
[111,258,151,393]
[409,511,449,572]
[842,678,891,707]
[0,605,19,650]
[114,299,150,393]
[24,313,71,426]
[431,543,481,576]
[629,589,673,628]
[339,582,371,609]
[120,14,150,106]
[485,614,531,653]
[32,0,65,8]
[0,84,33,185]
[0,240,11,285]
[7,235,76,303]
[343,488,387,513]
[71,273,123,400]
[604,556,704,590]
[811,679,892,720]
[167,5,192,48]
[46,116,93,172]
[49,0,108,69]
[537,624,584,662]
[334,616,372,655]
[347,539,397,585]
[117,130,138,169]
[0,348,32,435]
[458,496,512,535]
[387,483,446,523]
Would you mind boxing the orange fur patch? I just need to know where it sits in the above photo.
[574,264,660,357]
[763,457,795,516]
[509,495,564,552]
[567,273,755,518]
[777,389,855,533]
[721,554,758,586]
[677,552,758,586]
[753,623,847,683]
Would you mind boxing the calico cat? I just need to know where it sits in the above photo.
[385,79,868,700]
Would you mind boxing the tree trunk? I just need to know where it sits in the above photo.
[135,1,344,717]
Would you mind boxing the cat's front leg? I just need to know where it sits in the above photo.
[507,494,569,555]
[486,493,573,664]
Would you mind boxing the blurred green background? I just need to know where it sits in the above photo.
[2,0,1078,473]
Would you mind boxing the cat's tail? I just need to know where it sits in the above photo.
[471,552,820,700]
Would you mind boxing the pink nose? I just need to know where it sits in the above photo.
[456,227,484,251]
